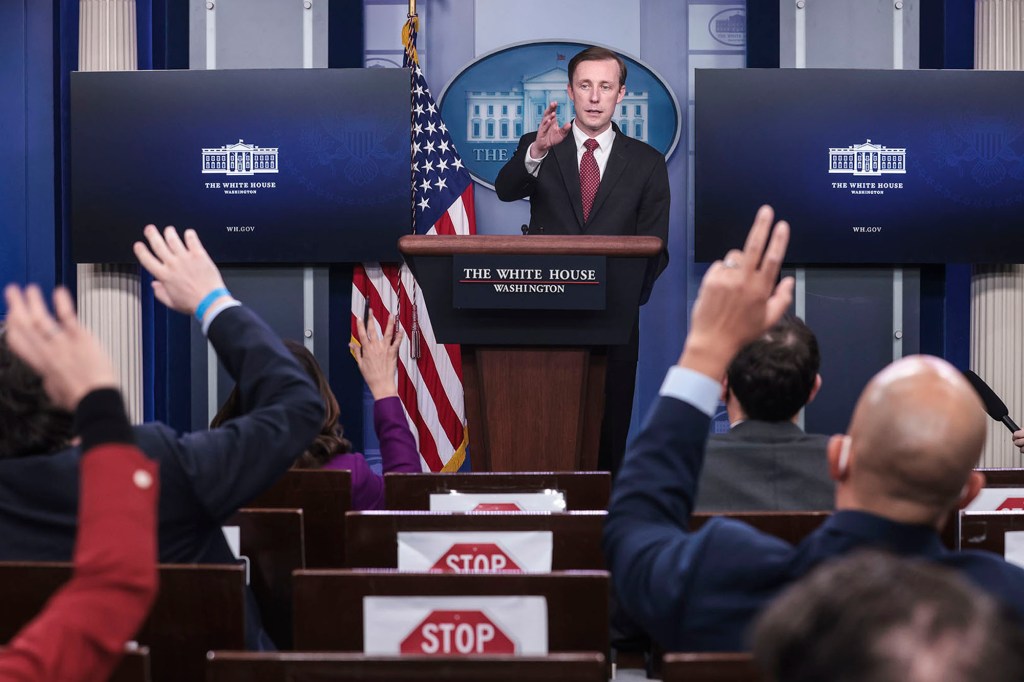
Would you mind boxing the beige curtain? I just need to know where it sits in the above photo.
[77,0,143,422]
[972,0,1024,466]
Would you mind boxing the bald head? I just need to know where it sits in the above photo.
[842,356,986,522]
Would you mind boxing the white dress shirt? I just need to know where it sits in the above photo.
[524,120,617,179]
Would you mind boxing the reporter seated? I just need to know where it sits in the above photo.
[603,206,1024,652]
[697,313,832,511]
[0,226,322,650]
[0,285,158,682]
[211,315,421,510]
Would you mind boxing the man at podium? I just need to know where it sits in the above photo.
[495,45,670,474]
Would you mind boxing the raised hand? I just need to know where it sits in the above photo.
[351,314,402,400]
[1014,429,1024,454]
[3,285,118,411]
[133,225,229,318]
[530,101,572,157]
[681,205,794,380]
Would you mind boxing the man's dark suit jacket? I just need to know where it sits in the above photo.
[604,388,1024,652]
[0,305,323,648]
[696,420,833,511]
[494,122,670,299]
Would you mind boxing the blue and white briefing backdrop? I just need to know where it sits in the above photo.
[695,69,1024,264]
[71,69,410,264]
[438,41,681,189]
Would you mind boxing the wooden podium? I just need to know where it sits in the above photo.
[400,234,662,472]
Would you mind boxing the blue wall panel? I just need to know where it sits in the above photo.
[1,0,56,311]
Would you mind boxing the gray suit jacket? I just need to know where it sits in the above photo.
[695,420,834,512]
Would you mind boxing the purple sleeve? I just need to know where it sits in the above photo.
[373,396,421,474]
[323,453,385,511]
[321,398,419,510]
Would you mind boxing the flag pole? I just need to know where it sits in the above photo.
[405,0,421,358]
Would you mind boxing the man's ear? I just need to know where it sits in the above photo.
[827,434,852,482]
[958,470,986,510]
[615,85,625,104]
[806,374,822,405]
[720,378,729,404]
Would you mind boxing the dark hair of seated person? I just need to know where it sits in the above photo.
[0,329,75,459]
[210,339,352,468]
[753,550,1024,682]
[726,312,819,422]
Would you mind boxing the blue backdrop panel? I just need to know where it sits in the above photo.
[696,68,1024,264]
[71,68,410,264]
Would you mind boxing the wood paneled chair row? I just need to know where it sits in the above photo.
[0,563,244,682]
[0,561,609,679]
[205,652,608,682]
[344,510,606,570]
[0,645,151,682]
[207,651,763,682]
[292,570,610,656]
[243,469,611,569]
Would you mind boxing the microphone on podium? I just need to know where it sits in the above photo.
[963,369,1021,433]
[521,224,529,235]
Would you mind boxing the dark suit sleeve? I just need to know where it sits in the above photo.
[169,306,324,522]
[636,154,670,304]
[603,393,793,649]
[494,132,541,202]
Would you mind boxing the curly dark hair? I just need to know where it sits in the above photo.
[210,339,351,468]
[0,328,75,459]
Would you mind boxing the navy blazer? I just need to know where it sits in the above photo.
[494,123,670,302]
[604,393,1024,652]
[0,305,323,648]
[696,420,834,511]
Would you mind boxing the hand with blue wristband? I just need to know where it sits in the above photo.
[133,225,233,323]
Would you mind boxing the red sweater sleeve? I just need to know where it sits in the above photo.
[0,444,159,682]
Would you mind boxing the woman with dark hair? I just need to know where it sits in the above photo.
[211,315,419,510]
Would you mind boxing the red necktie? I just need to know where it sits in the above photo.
[580,138,600,222]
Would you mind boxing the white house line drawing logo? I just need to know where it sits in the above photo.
[465,67,649,143]
[710,9,746,47]
[828,139,906,176]
[202,139,279,176]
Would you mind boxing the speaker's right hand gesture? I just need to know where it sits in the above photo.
[1014,429,1024,454]
[133,225,230,320]
[530,101,572,158]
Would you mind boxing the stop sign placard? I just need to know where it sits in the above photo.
[400,610,516,654]
[398,531,553,572]
[472,502,524,512]
[431,543,523,572]
[364,595,548,654]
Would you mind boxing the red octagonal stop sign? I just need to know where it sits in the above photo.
[400,610,516,654]
[472,502,523,511]
[431,543,522,572]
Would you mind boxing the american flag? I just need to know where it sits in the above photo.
[350,15,475,472]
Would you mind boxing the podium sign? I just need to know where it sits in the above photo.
[453,255,605,310]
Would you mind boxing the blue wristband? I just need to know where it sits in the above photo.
[195,287,231,322]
